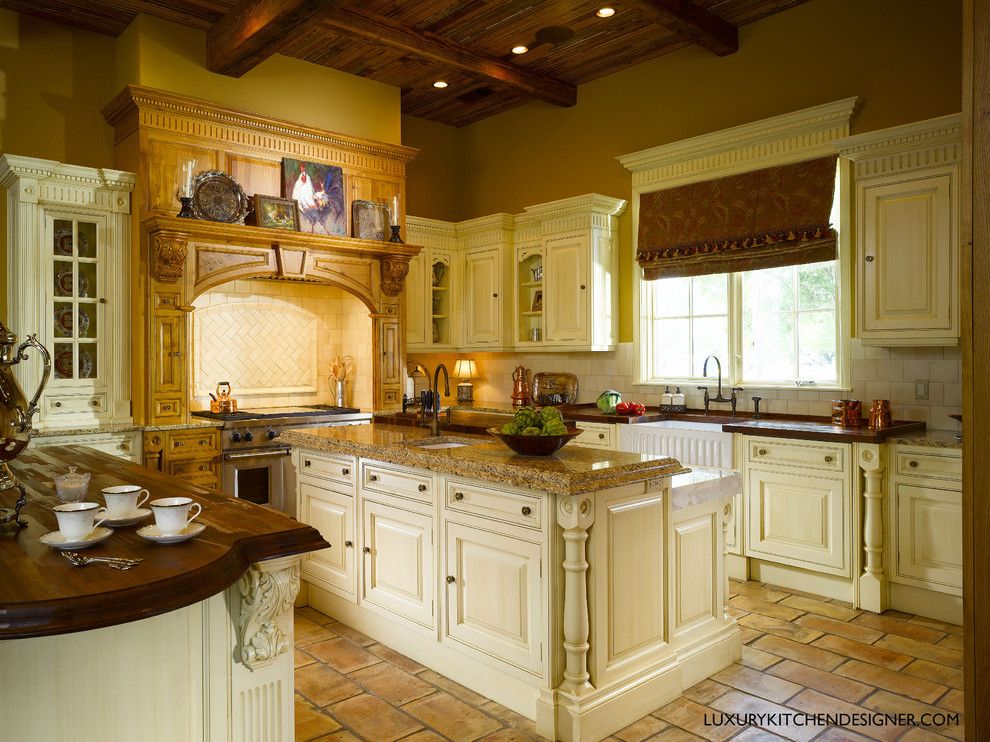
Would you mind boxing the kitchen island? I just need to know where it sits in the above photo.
[0,445,327,742]
[284,423,741,742]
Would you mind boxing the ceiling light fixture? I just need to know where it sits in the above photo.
[433,81,448,88]
[596,7,616,17]
[512,45,529,54]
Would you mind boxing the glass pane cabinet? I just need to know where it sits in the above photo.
[430,255,452,346]
[516,246,544,346]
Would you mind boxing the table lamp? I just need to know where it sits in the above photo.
[452,359,478,403]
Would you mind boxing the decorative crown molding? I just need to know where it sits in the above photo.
[0,154,137,191]
[834,113,962,179]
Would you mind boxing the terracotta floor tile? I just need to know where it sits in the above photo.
[331,693,423,741]
[476,730,541,742]
[907,616,963,636]
[328,620,378,647]
[730,726,790,740]
[860,690,964,741]
[649,728,707,741]
[897,729,960,742]
[903,659,964,690]
[786,689,901,742]
[740,644,785,671]
[738,613,823,643]
[417,669,491,706]
[874,634,963,669]
[679,678,732,705]
[296,648,317,669]
[751,635,845,671]
[296,605,335,626]
[937,634,963,652]
[938,689,964,714]
[613,713,668,741]
[402,731,451,741]
[738,626,764,644]
[794,614,884,645]
[403,691,502,741]
[654,696,739,742]
[764,583,835,602]
[766,660,872,703]
[729,596,804,621]
[731,581,790,603]
[350,661,436,706]
[367,642,428,674]
[813,728,875,741]
[727,606,749,620]
[711,664,802,704]
[834,658,948,703]
[295,663,363,707]
[479,700,540,736]
[779,595,860,621]
[306,636,382,673]
[710,690,822,741]
[295,695,342,741]
[811,635,913,671]
[311,732,362,742]
[295,616,340,647]
[852,614,947,643]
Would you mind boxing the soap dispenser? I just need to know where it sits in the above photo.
[660,385,673,406]
[671,386,686,406]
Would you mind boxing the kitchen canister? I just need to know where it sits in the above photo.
[868,399,892,429]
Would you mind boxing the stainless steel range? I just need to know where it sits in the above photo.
[191,405,371,516]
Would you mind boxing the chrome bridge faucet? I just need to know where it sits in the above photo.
[697,355,743,416]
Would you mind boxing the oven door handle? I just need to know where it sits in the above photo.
[222,449,290,460]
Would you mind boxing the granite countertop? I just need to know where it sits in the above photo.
[670,468,741,511]
[886,429,962,449]
[32,420,222,438]
[283,423,686,496]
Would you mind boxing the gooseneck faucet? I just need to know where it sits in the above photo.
[430,363,450,436]
[697,354,743,416]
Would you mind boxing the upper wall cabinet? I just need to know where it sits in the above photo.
[0,155,135,430]
[837,115,961,346]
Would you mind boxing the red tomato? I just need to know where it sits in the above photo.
[615,402,630,414]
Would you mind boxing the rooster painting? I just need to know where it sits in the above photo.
[281,158,346,236]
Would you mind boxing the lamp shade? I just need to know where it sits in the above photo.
[453,359,478,379]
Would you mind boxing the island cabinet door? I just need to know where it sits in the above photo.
[892,480,963,592]
[362,500,435,629]
[443,522,543,675]
[299,481,356,599]
[670,509,721,643]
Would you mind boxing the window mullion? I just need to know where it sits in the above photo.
[728,272,741,386]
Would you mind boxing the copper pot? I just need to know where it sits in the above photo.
[868,399,892,429]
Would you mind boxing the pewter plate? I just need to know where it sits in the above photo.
[190,170,252,224]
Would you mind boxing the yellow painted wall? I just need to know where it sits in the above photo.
[402,0,963,342]
[402,114,463,221]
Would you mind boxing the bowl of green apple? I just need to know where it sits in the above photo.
[487,406,581,456]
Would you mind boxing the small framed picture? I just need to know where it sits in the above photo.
[252,194,300,231]
[532,290,544,312]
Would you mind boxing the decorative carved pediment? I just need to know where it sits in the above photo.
[381,256,411,297]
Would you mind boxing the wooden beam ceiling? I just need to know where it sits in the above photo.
[624,0,739,56]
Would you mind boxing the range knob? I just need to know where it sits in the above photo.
[266,429,278,441]
[244,430,254,442]
[230,432,242,443]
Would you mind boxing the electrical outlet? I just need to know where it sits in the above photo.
[915,379,930,401]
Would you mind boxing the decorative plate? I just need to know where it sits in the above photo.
[54,226,73,256]
[54,348,74,378]
[531,372,579,406]
[190,170,252,224]
[79,348,94,378]
[432,261,447,287]
[54,306,73,337]
[351,199,390,241]
[55,267,74,296]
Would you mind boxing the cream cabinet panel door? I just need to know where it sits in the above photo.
[443,522,543,675]
[463,248,502,346]
[746,468,848,575]
[545,234,588,343]
[893,481,962,592]
[404,251,428,347]
[300,481,356,598]
[671,512,719,639]
[861,173,954,335]
[362,500,435,629]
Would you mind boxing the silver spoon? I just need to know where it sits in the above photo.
[61,551,142,570]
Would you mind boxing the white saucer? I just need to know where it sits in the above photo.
[40,526,113,550]
[104,508,152,528]
[137,521,206,544]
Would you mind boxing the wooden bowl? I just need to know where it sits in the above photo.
[486,427,582,456]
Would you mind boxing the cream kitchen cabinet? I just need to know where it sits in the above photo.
[298,479,357,600]
[571,421,618,450]
[462,246,505,348]
[34,430,142,464]
[1,155,135,429]
[837,115,961,346]
[402,218,460,351]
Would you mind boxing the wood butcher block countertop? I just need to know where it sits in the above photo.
[0,446,327,640]
[720,418,926,442]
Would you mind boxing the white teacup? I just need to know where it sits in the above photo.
[53,502,108,541]
[102,485,150,518]
[150,497,202,536]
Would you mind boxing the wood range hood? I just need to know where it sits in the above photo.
[103,85,422,425]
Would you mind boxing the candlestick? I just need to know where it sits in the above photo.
[389,224,403,243]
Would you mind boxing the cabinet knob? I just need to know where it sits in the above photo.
[454,492,464,501]
[199,464,209,471]
[758,448,767,455]
[521,506,532,516]
[304,460,311,467]
[580,284,586,290]
[344,540,353,548]
[865,255,875,262]
[175,441,184,447]
[418,483,428,492]
[446,575,456,584]
[363,546,372,554]
[98,297,107,304]
[171,352,181,357]
[598,433,605,439]
[492,293,498,298]
[342,467,350,475]
[91,400,100,407]
[199,439,208,445]
[824,455,834,463]
[54,401,62,408]
[369,474,378,482]
[119,442,129,451]
[909,460,919,468]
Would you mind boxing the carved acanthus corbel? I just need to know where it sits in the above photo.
[153,233,188,282]
[380,256,410,297]
[237,557,301,671]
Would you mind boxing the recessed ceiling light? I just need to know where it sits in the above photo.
[433,81,448,88]
[596,7,616,17]
[512,45,529,54]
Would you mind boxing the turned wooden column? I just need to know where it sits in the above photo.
[556,494,596,696]
[856,443,888,612]
[721,498,734,616]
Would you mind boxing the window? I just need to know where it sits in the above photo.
[640,260,842,388]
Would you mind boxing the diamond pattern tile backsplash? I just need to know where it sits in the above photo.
[191,279,373,410]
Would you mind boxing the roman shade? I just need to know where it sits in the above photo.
[637,155,838,280]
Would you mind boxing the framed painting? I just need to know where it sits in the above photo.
[252,195,300,231]
[280,158,346,236]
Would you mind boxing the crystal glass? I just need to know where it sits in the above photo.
[54,466,92,503]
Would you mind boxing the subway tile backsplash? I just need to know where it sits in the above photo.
[410,339,961,431]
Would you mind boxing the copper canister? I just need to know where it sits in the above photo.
[843,400,862,427]
[831,399,847,425]
[868,399,892,429]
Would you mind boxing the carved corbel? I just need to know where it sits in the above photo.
[237,557,301,671]
[153,233,189,283]
[380,256,410,297]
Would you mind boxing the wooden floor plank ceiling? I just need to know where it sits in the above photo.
[1,0,809,125]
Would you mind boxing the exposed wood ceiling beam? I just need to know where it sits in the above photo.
[318,8,577,108]
[625,0,739,56]
[207,0,348,77]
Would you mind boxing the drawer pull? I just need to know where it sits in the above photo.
[758,448,767,456]
[363,546,371,554]
[454,492,464,501]
[369,474,378,482]
[418,483,428,492]
[199,464,209,472]
[199,439,209,446]
[174,441,184,447]
[91,400,100,407]
[909,460,919,468]
[824,455,834,463]
[342,467,350,475]
[304,460,312,467]
[344,540,353,548]
[446,575,456,584]
[521,506,532,516]
[598,433,605,439]
[54,401,62,408]
[119,443,129,451]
